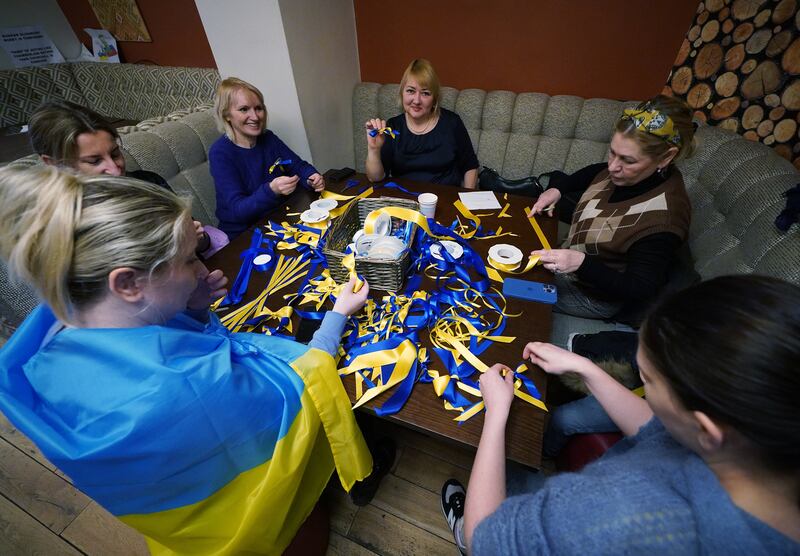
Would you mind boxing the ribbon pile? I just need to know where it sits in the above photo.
[212,193,551,422]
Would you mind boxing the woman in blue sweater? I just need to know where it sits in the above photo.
[209,77,325,239]
[442,275,800,555]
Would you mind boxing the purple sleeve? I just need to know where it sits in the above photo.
[210,143,280,224]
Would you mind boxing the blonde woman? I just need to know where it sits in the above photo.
[0,166,371,554]
[529,95,696,322]
[365,59,479,188]
[210,77,325,239]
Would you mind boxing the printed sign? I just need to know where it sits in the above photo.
[0,25,65,67]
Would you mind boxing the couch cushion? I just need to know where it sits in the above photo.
[676,125,799,284]
[71,62,220,122]
[0,64,86,128]
[121,108,219,225]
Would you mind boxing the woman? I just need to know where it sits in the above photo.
[365,59,479,188]
[0,166,372,555]
[28,100,224,257]
[441,275,800,555]
[210,77,325,239]
[530,95,694,320]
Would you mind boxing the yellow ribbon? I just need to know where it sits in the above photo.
[338,339,418,409]
[524,207,551,250]
[340,252,365,293]
[321,187,374,218]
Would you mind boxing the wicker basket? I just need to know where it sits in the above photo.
[324,196,420,291]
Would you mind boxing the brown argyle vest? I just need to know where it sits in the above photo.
[566,169,691,272]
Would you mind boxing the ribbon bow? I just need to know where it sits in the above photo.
[268,157,293,174]
[368,127,400,139]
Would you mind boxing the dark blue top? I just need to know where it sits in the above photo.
[380,108,479,186]
[209,131,317,239]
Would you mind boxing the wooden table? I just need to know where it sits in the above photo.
[207,174,558,468]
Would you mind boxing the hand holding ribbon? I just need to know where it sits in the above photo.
[368,127,400,139]
[332,276,370,316]
[479,364,516,421]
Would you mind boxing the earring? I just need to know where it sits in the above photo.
[657,166,667,178]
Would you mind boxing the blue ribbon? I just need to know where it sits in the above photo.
[218,228,275,307]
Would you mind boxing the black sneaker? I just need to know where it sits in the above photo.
[349,437,396,506]
[441,479,467,555]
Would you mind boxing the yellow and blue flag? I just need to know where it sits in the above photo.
[0,305,371,554]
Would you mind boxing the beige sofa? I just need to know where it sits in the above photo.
[353,83,800,344]
[0,62,220,129]
[2,83,799,343]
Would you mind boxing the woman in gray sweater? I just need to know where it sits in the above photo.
[442,274,800,555]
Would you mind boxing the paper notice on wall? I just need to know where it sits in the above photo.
[84,28,120,63]
[0,25,65,67]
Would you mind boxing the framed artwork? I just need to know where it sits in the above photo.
[87,0,151,42]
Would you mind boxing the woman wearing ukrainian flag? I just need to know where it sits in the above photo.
[0,166,372,554]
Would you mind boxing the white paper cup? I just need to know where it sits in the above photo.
[418,193,438,218]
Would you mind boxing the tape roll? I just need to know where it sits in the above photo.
[488,244,523,266]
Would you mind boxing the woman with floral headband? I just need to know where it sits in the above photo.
[530,95,694,322]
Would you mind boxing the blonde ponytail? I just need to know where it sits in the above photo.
[0,166,191,323]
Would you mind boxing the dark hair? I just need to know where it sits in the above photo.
[29,101,119,164]
[640,275,800,470]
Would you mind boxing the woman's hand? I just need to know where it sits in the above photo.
[187,268,229,311]
[480,364,515,421]
[365,118,387,151]
[269,175,300,196]
[529,188,561,217]
[523,342,592,376]
[307,173,325,192]
[193,220,211,253]
[332,276,370,316]
[533,248,585,274]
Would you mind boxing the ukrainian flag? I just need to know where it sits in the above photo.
[0,306,372,554]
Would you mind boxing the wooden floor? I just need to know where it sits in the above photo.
[0,407,490,556]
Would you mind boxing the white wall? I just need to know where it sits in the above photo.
[195,0,360,170]
[279,0,360,170]
[0,0,82,70]
[195,0,312,162]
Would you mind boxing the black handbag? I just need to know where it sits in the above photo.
[478,166,544,198]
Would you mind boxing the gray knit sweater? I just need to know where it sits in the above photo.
[473,418,799,555]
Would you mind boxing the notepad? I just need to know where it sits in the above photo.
[458,191,502,211]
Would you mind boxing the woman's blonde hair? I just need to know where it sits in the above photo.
[615,95,696,162]
[399,59,442,116]
[214,77,268,141]
[29,101,119,165]
[0,166,192,324]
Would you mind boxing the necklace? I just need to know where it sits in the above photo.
[406,112,438,135]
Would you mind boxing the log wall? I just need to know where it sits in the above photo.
[665,0,800,169]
